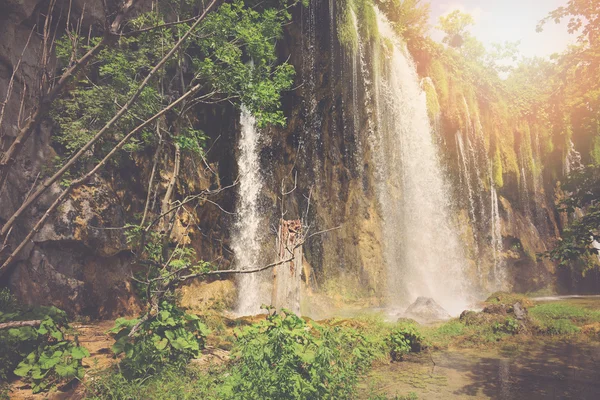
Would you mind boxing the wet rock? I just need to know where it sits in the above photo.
[405,297,451,322]
[512,302,528,320]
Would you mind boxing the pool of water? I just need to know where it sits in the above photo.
[362,340,600,399]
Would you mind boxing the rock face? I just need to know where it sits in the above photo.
[0,0,573,317]
[405,297,451,322]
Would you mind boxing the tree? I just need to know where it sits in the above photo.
[438,10,475,49]
[546,165,600,276]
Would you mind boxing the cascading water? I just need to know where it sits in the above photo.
[233,107,267,315]
[490,182,506,289]
[564,139,583,176]
[371,9,471,315]
[456,132,478,238]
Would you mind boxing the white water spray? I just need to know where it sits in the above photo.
[372,9,471,315]
[233,107,266,315]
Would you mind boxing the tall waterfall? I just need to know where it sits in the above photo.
[233,107,266,315]
[372,10,471,315]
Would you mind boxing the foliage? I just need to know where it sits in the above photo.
[375,0,430,45]
[109,302,209,378]
[0,287,17,313]
[0,306,88,393]
[545,166,600,274]
[387,325,424,361]
[492,317,520,335]
[437,10,475,49]
[86,365,224,400]
[50,0,301,173]
[220,307,379,399]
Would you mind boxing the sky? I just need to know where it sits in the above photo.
[428,0,577,59]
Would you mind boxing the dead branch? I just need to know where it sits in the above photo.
[0,320,42,330]
[160,143,181,231]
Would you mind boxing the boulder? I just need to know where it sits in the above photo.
[512,302,528,320]
[405,297,451,322]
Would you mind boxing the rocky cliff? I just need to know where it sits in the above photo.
[0,0,578,318]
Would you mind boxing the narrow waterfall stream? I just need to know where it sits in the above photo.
[372,9,471,315]
[233,107,266,316]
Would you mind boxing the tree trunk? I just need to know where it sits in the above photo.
[272,219,303,314]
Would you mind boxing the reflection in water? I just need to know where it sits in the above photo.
[363,340,600,399]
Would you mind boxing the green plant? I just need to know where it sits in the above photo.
[110,302,209,378]
[1,307,89,393]
[0,288,17,312]
[220,307,379,399]
[387,325,424,361]
[492,317,520,335]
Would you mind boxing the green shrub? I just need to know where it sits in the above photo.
[1,306,89,393]
[109,302,210,378]
[220,307,379,399]
[0,288,17,312]
[492,317,520,335]
[387,325,424,361]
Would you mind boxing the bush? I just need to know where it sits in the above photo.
[109,302,210,378]
[220,307,379,399]
[492,317,521,335]
[387,325,425,361]
[1,306,89,393]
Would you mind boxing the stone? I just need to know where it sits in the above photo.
[512,302,528,320]
[405,297,451,322]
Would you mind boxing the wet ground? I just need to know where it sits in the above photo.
[360,295,600,399]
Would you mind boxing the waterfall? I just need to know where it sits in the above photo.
[564,139,583,176]
[233,107,266,315]
[372,9,471,315]
[490,182,506,289]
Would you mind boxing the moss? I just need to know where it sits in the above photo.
[337,0,379,52]
[338,0,359,52]
[591,135,600,165]
[485,292,533,308]
[423,78,440,120]
[493,148,504,188]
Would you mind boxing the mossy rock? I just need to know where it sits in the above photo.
[485,292,533,308]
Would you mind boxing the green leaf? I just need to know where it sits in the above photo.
[71,346,90,360]
[154,338,168,351]
[55,363,77,378]
[51,330,64,341]
[13,363,32,377]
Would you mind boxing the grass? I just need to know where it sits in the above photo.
[529,302,600,335]
[86,365,224,400]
